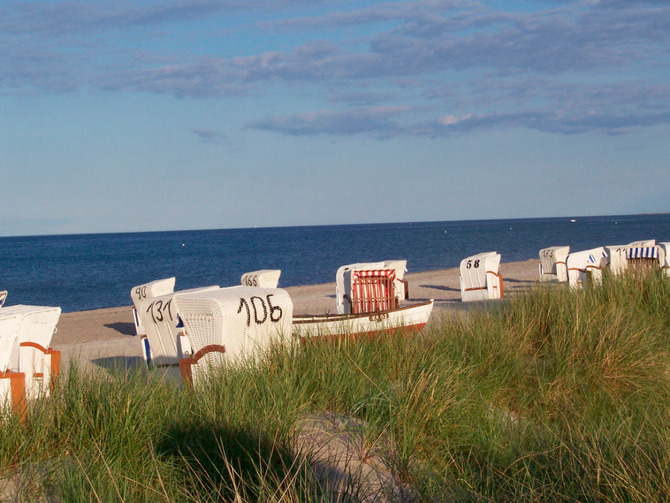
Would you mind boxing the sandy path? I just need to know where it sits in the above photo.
[51,259,540,372]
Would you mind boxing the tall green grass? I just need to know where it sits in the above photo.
[1,270,669,501]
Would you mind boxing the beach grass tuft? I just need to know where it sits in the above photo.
[1,269,670,501]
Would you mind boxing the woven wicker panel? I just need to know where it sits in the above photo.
[175,286,293,366]
[1,306,61,350]
[0,314,21,371]
[138,286,218,366]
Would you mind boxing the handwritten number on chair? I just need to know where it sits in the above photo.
[237,295,283,327]
[135,286,147,300]
[146,299,173,324]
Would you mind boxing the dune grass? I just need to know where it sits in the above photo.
[1,270,670,501]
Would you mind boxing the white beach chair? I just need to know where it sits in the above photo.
[0,291,7,308]
[605,245,630,276]
[460,252,504,302]
[335,262,385,314]
[538,246,570,282]
[241,269,281,289]
[659,243,670,278]
[136,285,219,369]
[0,305,61,401]
[130,277,176,336]
[566,247,608,289]
[174,286,293,387]
[0,313,26,419]
[626,242,662,269]
[383,260,409,300]
[342,268,398,315]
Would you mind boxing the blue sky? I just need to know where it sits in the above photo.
[1,0,669,236]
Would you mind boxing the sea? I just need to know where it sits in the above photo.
[1,214,669,313]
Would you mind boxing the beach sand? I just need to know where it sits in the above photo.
[52,259,540,372]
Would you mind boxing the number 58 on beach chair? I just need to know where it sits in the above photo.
[460,252,504,302]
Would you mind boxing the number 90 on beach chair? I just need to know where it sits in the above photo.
[460,252,504,302]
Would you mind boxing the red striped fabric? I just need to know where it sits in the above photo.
[351,269,396,314]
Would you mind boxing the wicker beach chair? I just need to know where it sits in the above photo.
[626,244,663,272]
[0,291,7,308]
[567,247,608,289]
[241,269,281,288]
[538,246,570,282]
[660,243,670,278]
[342,268,398,315]
[460,252,504,302]
[0,305,61,402]
[0,312,26,420]
[335,262,385,314]
[130,277,176,337]
[174,286,293,387]
[605,245,630,276]
[136,285,219,369]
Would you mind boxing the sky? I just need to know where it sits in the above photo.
[1,0,669,237]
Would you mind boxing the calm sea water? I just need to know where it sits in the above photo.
[1,214,669,312]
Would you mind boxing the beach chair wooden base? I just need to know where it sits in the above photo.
[179,344,226,388]
[0,371,27,422]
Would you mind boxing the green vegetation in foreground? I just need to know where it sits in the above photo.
[1,270,670,501]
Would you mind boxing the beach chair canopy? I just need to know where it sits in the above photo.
[335,262,385,314]
[343,268,398,314]
[137,285,219,367]
[460,252,503,302]
[241,270,281,289]
[0,313,21,372]
[538,246,570,282]
[174,286,293,385]
[567,247,607,289]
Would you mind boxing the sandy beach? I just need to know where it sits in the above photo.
[51,258,540,372]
